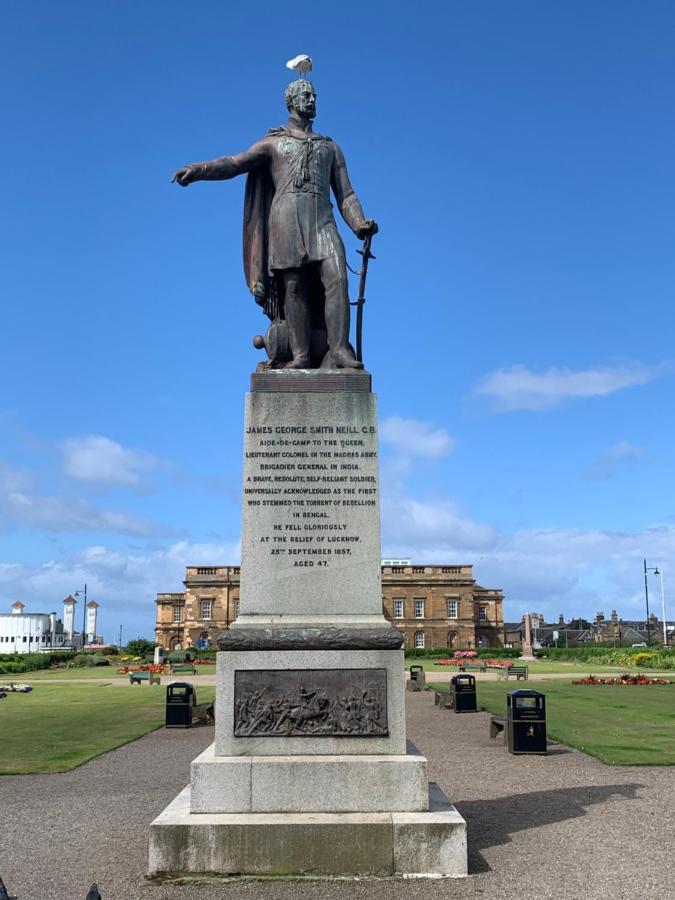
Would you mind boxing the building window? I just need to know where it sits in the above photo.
[447,598,458,619]
[172,606,183,623]
[447,630,458,649]
[478,634,489,648]
[234,600,240,618]
[394,600,404,619]
[170,636,182,650]
[478,606,488,622]
[414,599,425,619]
[199,599,213,620]
[414,631,425,648]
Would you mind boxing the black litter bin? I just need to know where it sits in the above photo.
[451,674,477,713]
[506,689,547,754]
[165,682,196,728]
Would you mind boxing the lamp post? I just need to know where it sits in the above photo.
[652,567,667,646]
[74,583,87,649]
[643,560,653,646]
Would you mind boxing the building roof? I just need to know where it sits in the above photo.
[86,600,99,608]
[63,595,77,605]
[11,600,25,608]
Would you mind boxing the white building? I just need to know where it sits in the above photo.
[0,601,67,653]
[86,600,99,643]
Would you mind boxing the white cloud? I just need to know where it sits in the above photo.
[380,416,455,460]
[584,441,647,481]
[62,435,161,491]
[379,416,455,475]
[474,363,666,411]
[0,539,241,639]
[379,474,675,623]
[382,490,496,552]
[0,459,169,537]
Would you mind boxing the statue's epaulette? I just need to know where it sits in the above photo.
[267,126,287,135]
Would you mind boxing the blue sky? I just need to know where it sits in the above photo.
[2,1,674,640]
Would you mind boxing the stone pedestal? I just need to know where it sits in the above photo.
[149,371,467,878]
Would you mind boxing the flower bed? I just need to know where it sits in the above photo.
[116,664,167,675]
[573,673,671,686]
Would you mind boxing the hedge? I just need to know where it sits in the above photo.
[0,651,76,675]
[539,646,675,668]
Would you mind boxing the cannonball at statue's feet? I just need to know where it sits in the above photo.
[331,347,363,369]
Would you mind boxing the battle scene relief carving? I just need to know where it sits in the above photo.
[234,668,388,737]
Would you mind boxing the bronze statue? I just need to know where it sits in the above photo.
[172,78,377,369]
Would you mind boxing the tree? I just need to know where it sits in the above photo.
[124,637,156,658]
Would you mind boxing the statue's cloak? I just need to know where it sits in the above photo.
[243,162,275,316]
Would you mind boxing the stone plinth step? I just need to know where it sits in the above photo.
[190,744,429,813]
[148,783,467,878]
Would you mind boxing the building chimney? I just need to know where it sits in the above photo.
[611,610,618,623]
[558,614,565,626]
[595,611,605,623]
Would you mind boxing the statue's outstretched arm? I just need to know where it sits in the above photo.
[330,143,378,238]
[172,139,269,186]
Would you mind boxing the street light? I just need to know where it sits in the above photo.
[74,583,87,649]
[642,558,653,647]
[652,567,667,646]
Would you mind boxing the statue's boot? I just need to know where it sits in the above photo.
[284,356,312,369]
[331,347,363,369]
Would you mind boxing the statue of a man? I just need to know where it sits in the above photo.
[172,79,377,369]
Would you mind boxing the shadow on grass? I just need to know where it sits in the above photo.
[458,782,643,873]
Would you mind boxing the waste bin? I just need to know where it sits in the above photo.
[451,673,477,713]
[165,682,196,728]
[506,689,547,754]
[407,664,426,692]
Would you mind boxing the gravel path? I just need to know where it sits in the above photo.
[1,690,672,900]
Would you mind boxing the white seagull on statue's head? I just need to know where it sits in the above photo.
[286,54,313,76]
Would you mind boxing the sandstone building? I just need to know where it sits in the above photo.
[155,562,504,651]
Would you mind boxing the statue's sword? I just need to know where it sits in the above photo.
[351,233,375,363]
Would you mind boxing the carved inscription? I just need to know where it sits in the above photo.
[234,669,388,737]
[244,422,378,569]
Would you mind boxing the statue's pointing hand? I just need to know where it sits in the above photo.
[171,166,194,187]
[356,219,379,239]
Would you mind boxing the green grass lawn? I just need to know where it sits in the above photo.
[0,683,215,775]
[429,679,675,765]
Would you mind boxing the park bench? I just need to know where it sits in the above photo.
[169,662,197,675]
[498,665,528,681]
[129,670,161,685]
[489,715,506,741]
[458,662,486,673]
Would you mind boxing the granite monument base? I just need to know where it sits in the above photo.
[190,743,428,813]
[149,782,467,878]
